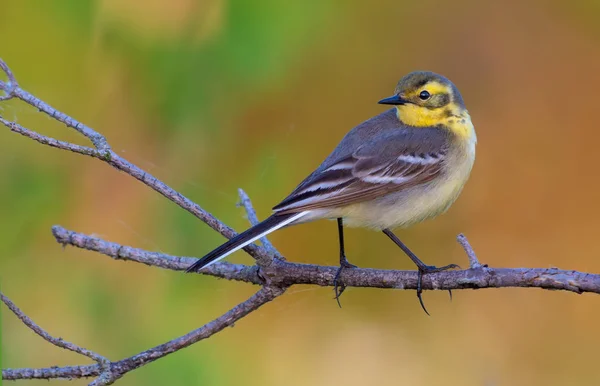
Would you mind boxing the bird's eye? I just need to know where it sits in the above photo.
[419,90,431,100]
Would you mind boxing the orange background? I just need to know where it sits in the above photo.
[2,1,600,385]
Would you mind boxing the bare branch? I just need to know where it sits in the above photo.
[0,59,18,100]
[2,287,284,384]
[0,292,110,368]
[12,87,111,151]
[0,117,99,156]
[238,188,280,258]
[2,365,99,381]
[51,225,261,285]
[457,233,482,268]
[0,57,272,267]
[268,260,599,294]
[49,226,600,296]
[105,286,284,382]
[0,65,106,148]
[0,59,17,85]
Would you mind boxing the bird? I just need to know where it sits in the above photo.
[186,71,477,314]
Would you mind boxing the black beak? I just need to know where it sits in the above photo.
[378,95,408,105]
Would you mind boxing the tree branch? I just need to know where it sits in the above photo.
[105,286,284,383]
[0,293,110,368]
[0,62,273,267]
[49,226,600,295]
[2,365,99,382]
[50,225,261,285]
[237,188,279,258]
[457,233,482,268]
[1,56,599,384]
[0,59,18,101]
[1,287,284,384]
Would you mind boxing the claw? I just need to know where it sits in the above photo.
[333,260,357,308]
[417,263,460,315]
[381,229,459,315]
[333,267,346,307]
[416,270,430,316]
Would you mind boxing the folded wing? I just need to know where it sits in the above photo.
[273,127,449,213]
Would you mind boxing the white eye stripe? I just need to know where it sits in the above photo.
[397,154,440,164]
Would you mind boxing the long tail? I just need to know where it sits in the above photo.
[185,211,308,273]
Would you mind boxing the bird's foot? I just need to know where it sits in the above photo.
[416,263,460,316]
[333,259,357,308]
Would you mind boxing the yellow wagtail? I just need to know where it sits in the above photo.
[186,71,477,313]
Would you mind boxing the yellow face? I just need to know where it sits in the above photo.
[379,71,475,140]
[396,80,458,127]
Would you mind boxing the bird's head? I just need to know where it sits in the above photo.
[379,71,469,130]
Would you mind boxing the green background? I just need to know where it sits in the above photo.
[2,1,600,385]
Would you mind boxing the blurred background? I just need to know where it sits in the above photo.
[2,0,600,385]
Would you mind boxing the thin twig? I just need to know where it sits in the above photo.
[10,86,111,151]
[0,117,100,156]
[51,225,261,285]
[457,233,482,268]
[1,114,268,262]
[2,365,99,381]
[0,59,18,85]
[0,292,110,367]
[0,58,272,267]
[237,188,280,258]
[2,287,285,384]
[106,286,284,382]
[0,59,18,100]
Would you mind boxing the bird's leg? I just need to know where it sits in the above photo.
[333,218,357,307]
[382,229,459,315]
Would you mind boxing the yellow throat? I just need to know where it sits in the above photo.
[395,104,476,142]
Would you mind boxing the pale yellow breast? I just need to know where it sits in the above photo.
[338,124,476,230]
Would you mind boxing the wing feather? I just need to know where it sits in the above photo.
[273,127,450,213]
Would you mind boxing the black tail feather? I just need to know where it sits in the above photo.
[185,213,297,273]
